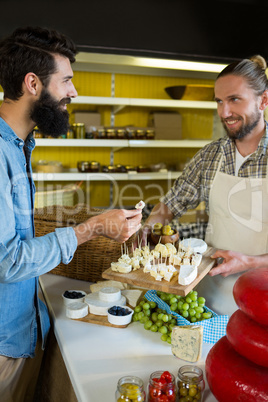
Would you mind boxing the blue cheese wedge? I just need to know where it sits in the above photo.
[171,325,203,362]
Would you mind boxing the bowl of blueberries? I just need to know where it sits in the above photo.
[107,305,134,326]
[62,290,87,306]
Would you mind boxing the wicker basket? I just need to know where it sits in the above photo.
[34,204,134,283]
[34,184,78,209]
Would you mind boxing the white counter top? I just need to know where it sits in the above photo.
[39,273,217,402]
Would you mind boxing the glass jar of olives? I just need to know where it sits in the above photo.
[177,365,205,401]
[115,376,145,402]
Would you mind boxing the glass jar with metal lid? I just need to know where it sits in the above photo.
[98,128,106,139]
[72,123,85,139]
[106,128,116,139]
[115,376,145,402]
[177,365,205,401]
[117,128,126,139]
[136,129,146,139]
[146,129,155,140]
[126,127,136,139]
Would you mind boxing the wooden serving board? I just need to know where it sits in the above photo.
[74,312,129,328]
[102,247,217,296]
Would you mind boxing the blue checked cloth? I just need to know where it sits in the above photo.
[145,290,229,344]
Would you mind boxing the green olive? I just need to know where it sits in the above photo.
[154,222,163,230]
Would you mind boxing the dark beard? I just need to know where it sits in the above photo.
[222,108,261,140]
[30,89,70,138]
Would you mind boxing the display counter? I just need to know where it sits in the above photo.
[39,273,217,402]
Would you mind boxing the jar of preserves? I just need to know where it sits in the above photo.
[126,128,136,139]
[177,365,205,401]
[136,129,146,139]
[115,376,145,402]
[106,128,116,139]
[77,161,90,172]
[146,129,155,140]
[117,128,126,139]
[102,165,116,173]
[72,123,85,139]
[33,127,43,138]
[98,128,106,139]
[89,161,100,172]
[67,127,74,139]
[148,371,176,402]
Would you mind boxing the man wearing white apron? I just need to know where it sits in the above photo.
[140,55,268,316]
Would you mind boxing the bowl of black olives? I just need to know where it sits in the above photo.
[107,305,134,326]
[62,290,87,306]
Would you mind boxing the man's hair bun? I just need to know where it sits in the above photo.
[250,55,267,70]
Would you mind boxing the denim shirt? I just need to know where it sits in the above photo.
[0,118,78,358]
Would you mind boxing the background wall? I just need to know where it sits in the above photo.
[0,0,267,63]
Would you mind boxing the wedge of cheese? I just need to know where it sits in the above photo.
[178,265,197,285]
[171,325,203,362]
[121,289,144,307]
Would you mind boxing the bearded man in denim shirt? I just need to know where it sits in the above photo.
[0,27,142,401]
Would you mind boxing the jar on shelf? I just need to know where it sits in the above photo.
[115,376,145,402]
[106,128,116,139]
[72,123,85,139]
[67,127,74,139]
[117,128,127,139]
[177,365,205,402]
[88,161,100,172]
[33,127,43,138]
[77,161,90,172]
[136,129,146,139]
[126,127,136,139]
[98,128,106,139]
[102,165,116,173]
[146,129,155,140]
[148,371,176,402]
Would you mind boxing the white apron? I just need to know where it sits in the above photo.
[196,155,268,316]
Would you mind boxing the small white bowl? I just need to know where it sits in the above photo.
[107,305,134,326]
[62,290,87,306]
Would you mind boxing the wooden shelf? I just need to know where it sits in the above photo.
[32,170,182,182]
[35,138,211,148]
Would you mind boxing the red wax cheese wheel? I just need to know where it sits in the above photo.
[233,267,268,326]
[205,336,268,402]
[226,309,268,367]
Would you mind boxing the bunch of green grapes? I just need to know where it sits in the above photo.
[132,290,213,344]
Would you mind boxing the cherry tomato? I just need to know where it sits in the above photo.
[149,386,162,399]
[161,371,173,383]
[158,395,168,402]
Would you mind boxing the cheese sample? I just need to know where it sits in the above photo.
[171,325,203,362]
[179,265,198,285]
[135,200,145,209]
[99,287,121,302]
[85,292,126,315]
[111,262,132,273]
[66,302,89,319]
